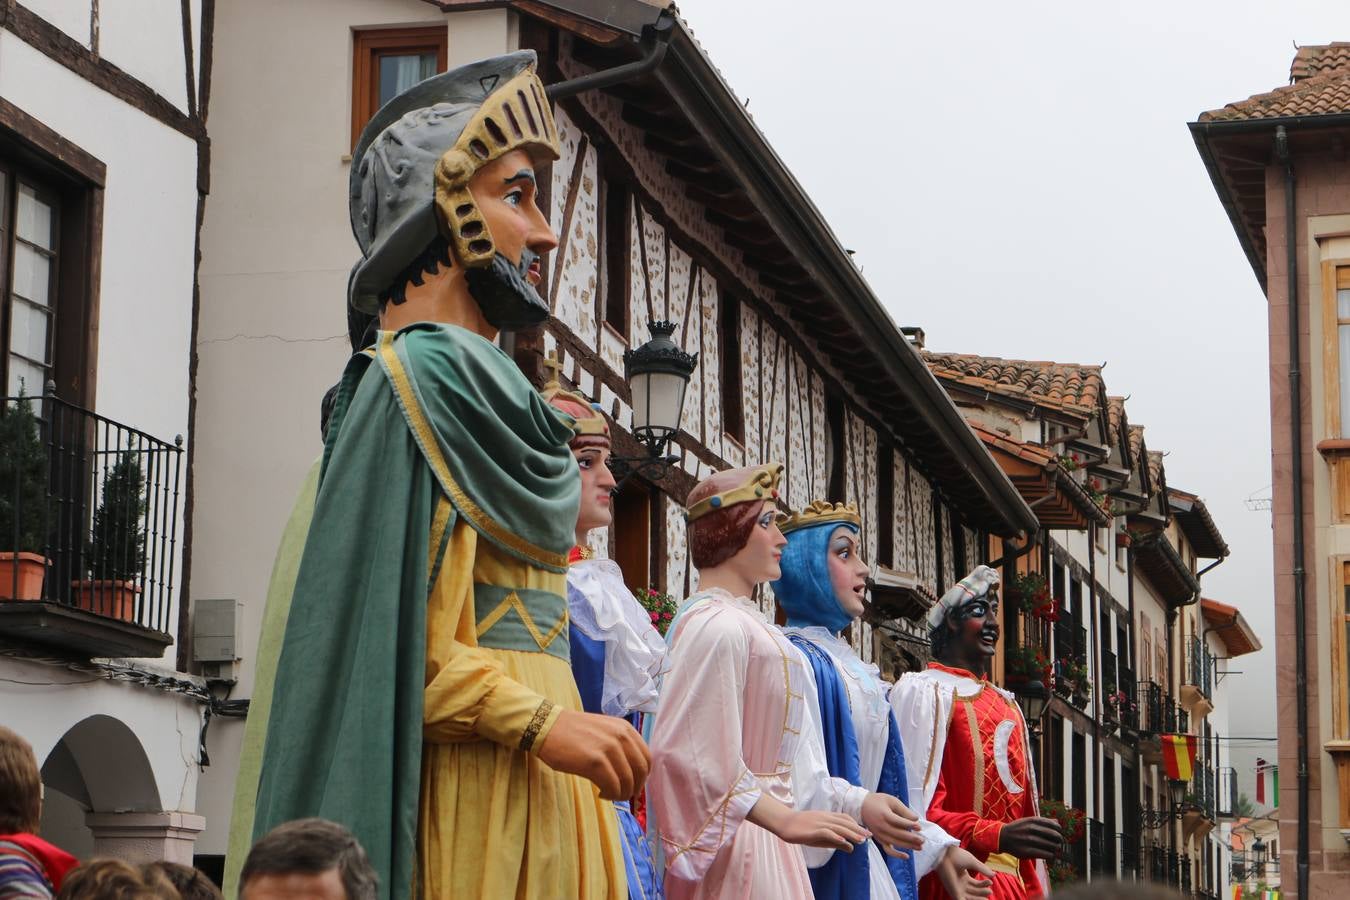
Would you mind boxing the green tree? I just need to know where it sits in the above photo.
[1234,792,1257,818]
[0,390,47,553]
[87,449,147,581]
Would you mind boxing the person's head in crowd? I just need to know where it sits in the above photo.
[0,725,42,835]
[56,858,179,899]
[239,819,376,900]
[140,862,222,900]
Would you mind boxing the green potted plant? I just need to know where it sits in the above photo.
[0,390,49,600]
[74,448,146,622]
[634,586,678,637]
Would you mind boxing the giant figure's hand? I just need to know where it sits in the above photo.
[935,845,995,900]
[747,794,869,852]
[860,793,924,858]
[997,816,1063,860]
[536,709,651,800]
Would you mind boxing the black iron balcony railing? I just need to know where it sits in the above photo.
[1188,762,1216,821]
[1120,832,1140,877]
[0,392,182,657]
[1088,818,1108,876]
[1185,635,1214,703]
[1137,680,1192,735]
[1148,843,1167,883]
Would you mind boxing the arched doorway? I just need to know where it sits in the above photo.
[39,714,171,861]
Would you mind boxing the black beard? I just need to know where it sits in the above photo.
[465,249,548,331]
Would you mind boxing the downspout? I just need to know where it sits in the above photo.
[1275,123,1310,900]
[545,11,674,101]
[1089,523,1103,828]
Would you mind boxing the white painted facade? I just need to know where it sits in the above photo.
[0,0,208,864]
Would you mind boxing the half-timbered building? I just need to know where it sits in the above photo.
[188,0,1039,866]
[923,343,1251,898]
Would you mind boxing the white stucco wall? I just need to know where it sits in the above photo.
[0,33,197,669]
[97,0,192,113]
[0,656,203,816]
[21,0,91,46]
[190,0,515,854]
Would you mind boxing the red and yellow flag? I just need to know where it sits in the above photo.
[1161,734,1198,781]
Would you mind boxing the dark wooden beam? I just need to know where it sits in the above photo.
[621,104,696,142]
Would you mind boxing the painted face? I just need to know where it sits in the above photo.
[950,590,1001,658]
[826,525,869,620]
[573,441,616,535]
[242,868,346,900]
[463,148,559,329]
[740,500,788,584]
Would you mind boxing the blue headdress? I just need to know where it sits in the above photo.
[771,501,862,634]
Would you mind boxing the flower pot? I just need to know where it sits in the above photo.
[0,551,48,600]
[1054,679,1073,698]
[71,579,139,622]
[1115,532,1132,548]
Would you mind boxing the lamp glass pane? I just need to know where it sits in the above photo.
[635,370,687,435]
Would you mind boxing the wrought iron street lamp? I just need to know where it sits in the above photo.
[1140,778,1192,829]
[1251,837,1267,878]
[1011,679,1050,733]
[611,320,698,484]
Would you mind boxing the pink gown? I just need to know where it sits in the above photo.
[649,588,826,899]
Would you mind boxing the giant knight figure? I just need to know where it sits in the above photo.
[235,52,645,900]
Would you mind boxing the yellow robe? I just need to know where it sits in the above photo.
[419,502,625,899]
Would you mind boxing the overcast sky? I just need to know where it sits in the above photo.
[669,0,1342,801]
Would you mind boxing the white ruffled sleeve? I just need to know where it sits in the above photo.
[568,559,669,716]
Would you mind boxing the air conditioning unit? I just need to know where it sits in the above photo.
[193,599,239,683]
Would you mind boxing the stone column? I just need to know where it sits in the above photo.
[84,811,206,864]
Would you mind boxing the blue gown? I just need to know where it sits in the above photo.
[568,568,664,900]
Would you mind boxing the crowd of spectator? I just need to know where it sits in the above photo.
[0,726,377,900]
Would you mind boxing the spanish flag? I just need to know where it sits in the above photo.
[1162,733,1198,781]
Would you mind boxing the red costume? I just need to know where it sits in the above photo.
[893,663,1047,900]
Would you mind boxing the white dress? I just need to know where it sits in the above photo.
[786,625,958,899]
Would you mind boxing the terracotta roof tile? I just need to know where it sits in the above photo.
[1199,68,1350,122]
[1128,425,1145,468]
[1147,449,1165,493]
[922,352,1104,413]
[1106,396,1126,447]
[1291,43,1350,81]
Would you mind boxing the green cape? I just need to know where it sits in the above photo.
[242,324,578,900]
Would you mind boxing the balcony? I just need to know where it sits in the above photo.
[0,393,181,658]
[1181,635,1215,715]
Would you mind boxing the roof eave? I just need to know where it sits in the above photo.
[655,26,1039,539]
[1188,120,1268,292]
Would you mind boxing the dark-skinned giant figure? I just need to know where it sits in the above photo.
[889,566,1062,900]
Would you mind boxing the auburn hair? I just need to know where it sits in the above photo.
[686,470,769,570]
[0,725,41,834]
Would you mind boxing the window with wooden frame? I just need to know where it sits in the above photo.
[1320,261,1350,520]
[0,108,103,413]
[720,294,744,446]
[0,152,96,409]
[1,164,58,398]
[876,443,894,569]
[351,26,448,148]
[599,170,631,336]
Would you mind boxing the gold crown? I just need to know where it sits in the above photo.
[777,500,861,535]
[685,463,784,523]
[540,355,608,437]
[434,65,560,269]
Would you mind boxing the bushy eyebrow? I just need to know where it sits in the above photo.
[504,169,536,187]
